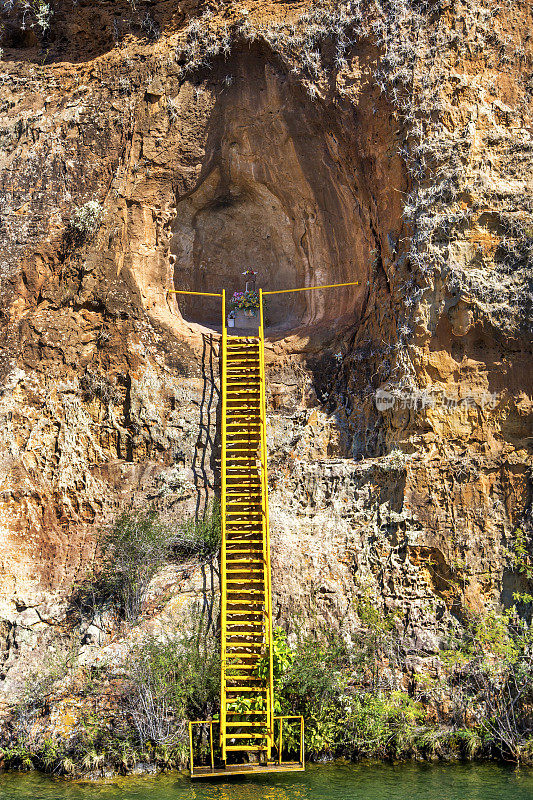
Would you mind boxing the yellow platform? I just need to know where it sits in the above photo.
[191,761,305,779]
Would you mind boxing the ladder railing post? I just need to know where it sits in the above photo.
[259,288,275,759]
[189,721,194,778]
[220,289,227,762]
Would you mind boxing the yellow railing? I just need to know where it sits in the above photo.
[275,716,305,767]
[168,290,224,297]
[188,716,304,777]
[167,281,360,325]
[220,288,228,758]
[262,281,359,295]
[189,719,216,777]
[259,288,275,755]
[172,281,358,777]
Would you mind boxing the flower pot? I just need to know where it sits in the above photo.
[228,317,235,328]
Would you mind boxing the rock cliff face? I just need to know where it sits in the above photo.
[0,0,532,704]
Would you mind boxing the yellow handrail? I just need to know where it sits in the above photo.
[189,719,218,777]
[220,289,227,760]
[259,287,275,757]
[263,281,359,295]
[168,289,223,297]
[189,721,194,777]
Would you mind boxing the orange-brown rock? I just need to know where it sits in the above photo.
[0,0,531,705]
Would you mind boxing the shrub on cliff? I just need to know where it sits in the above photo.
[5,1,52,34]
[71,504,221,622]
[271,627,427,760]
[172,501,221,560]
[68,509,172,622]
[440,608,533,764]
[68,200,104,244]
[96,509,171,620]
[124,621,220,749]
[79,369,118,405]
[32,0,51,32]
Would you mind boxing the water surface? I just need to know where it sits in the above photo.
[1,763,532,800]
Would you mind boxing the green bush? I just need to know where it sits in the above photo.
[441,607,533,763]
[68,509,171,622]
[267,627,426,760]
[173,501,221,560]
[71,504,221,622]
[70,201,104,239]
[279,630,351,711]
[125,620,220,747]
[94,509,171,620]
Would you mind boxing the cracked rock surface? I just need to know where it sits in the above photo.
[0,0,531,718]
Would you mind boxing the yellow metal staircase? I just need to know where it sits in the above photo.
[220,329,275,762]
[173,286,369,777]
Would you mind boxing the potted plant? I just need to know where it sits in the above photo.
[228,309,235,328]
[230,290,259,318]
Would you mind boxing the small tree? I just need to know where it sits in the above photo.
[124,622,220,746]
[443,608,533,763]
[96,509,171,621]
[466,610,533,763]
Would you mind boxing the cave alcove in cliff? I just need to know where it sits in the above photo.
[169,47,390,335]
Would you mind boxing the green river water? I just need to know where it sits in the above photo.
[0,764,532,800]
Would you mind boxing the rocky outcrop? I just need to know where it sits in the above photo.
[0,0,531,709]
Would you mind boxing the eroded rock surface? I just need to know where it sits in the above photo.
[0,0,531,711]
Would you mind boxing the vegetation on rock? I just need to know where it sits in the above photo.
[69,201,104,242]
[0,0,531,783]
[2,590,532,775]
[70,504,220,622]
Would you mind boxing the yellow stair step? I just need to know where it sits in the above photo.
[225,745,267,752]
[227,582,264,587]
[225,483,262,488]
[225,558,264,564]
[226,601,264,607]
[226,423,261,428]
[226,624,264,629]
[226,713,266,717]
[225,684,266,691]
[226,366,260,370]
[226,392,260,397]
[226,540,263,545]
[225,722,267,728]
[225,650,263,656]
[225,527,263,532]
[226,570,264,575]
[226,495,262,500]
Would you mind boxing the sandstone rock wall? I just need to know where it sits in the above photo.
[0,0,531,701]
